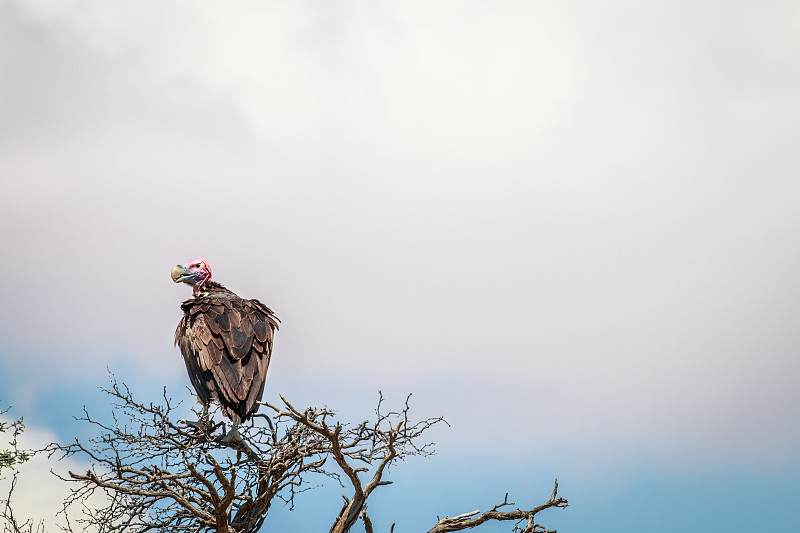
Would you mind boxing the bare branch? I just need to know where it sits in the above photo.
[1,473,46,533]
[427,479,569,533]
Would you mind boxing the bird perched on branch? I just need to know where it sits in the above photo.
[172,259,279,439]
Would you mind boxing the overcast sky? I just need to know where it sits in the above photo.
[1,1,799,531]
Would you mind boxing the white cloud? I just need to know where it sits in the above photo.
[2,0,799,467]
[0,417,97,531]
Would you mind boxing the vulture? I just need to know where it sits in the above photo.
[172,259,279,434]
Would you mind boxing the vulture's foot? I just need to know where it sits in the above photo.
[222,426,243,444]
[179,416,212,432]
[179,405,211,432]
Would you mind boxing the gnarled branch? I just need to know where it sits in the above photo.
[427,481,569,533]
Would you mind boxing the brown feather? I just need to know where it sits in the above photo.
[195,316,213,346]
[206,315,221,334]
[206,339,223,366]
[215,311,230,331]
[237,353,256,400]
[210,360,240,407]
[230,325,248,350]
[253,319,268,343]
[241,314,254,338]
[211,335,224,351]
[228,308,241,329]
[233,336,254,360]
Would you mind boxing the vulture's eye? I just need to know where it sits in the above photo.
[194,263,202,268]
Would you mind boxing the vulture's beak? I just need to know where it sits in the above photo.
[171,264,189,283]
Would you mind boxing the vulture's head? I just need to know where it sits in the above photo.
[171,259,212,294]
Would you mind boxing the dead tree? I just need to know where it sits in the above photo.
[41,376,568,532]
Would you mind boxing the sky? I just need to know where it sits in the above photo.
[1,0,799,531]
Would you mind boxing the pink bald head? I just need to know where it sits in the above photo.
[171,258,213,294]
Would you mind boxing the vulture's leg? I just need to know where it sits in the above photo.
[179,404,211,430]
[222,423,243,443]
